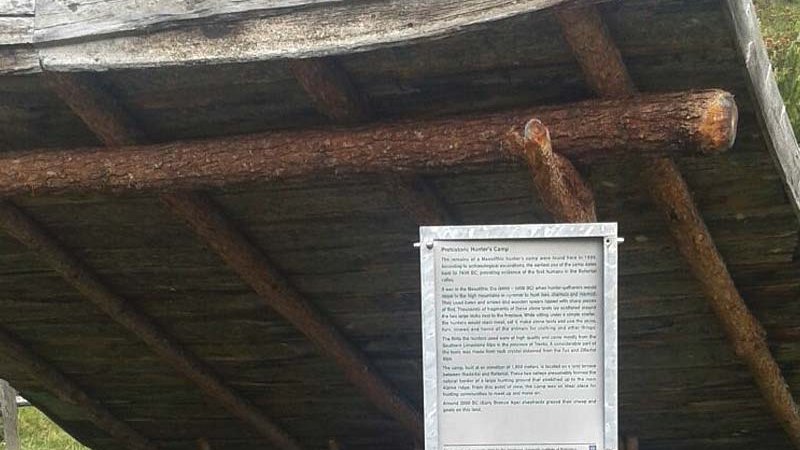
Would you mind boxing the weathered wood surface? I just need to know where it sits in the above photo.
[0,379,20,450]
[0,17,32,45]
[522,118,596,222]
[290,57,451,226]
[0,328,155,450]
[0,0,33,15]
[33,0,338,43]
[724,0,800,220]
[0,90,737,197]
[0,200,304,450]
[33,0,581,70]
[45,71,307,450]
[44,72,147,146]
[646,159,800,448]
[163,191,423,439]
[554,5,634,97]
[556,3,800,447]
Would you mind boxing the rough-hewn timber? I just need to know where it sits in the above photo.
[163,191,424,439]
[0,90,737,198]
[33,0,582,71]
[0,200,304,450]
[645,159,800,448]
[0,327,155,450]
[522,119,596,222]
[44,72,306,450]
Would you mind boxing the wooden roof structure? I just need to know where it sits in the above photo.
[1,0,800,449]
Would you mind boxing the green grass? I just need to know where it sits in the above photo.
[1,408,88,450]
[0,2,798,450]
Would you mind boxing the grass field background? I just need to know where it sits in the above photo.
[1,0,799,449]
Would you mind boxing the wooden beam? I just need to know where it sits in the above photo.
[162,191,424,439]
[0,379,20,450]
[43,72,304,450]
[556,5,800,448]
[43,72,147,146]
[0,200,303,450]
[288,58,371,124]
[522,118,596,222]
[0,327,155,450]
[289,57,452,225]
[645,159,800,447]
[0,90,736,198]
[553,6,635,98]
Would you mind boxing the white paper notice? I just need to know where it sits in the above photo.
[434,238,604,450]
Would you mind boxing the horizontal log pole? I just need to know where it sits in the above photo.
[0,90,736,197]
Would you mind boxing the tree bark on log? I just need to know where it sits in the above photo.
[645,159,800,448]
[0,90,736,198]
[522,119,596,222]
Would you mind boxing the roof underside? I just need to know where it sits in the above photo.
[0,1,799,450]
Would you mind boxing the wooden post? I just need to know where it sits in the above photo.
[0,379,20,450]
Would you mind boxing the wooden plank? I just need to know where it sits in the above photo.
[0,329,155,450]
[0,16,32,45]
[38,0,581,70]
[0,47,40,75]
[724,0,800,220]
[0,90,738,197]
[0,0,33,15]
[34,0,338,43]
[0,379,20,450]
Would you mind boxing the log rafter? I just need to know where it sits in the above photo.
[47,70,425,441]
[0,90,736,198]
[554,4,800,448]
[40,71,305,450]
[163,190,424,439]
[522,118,596,223]
[290,57,453,225]
[0,326,156,450]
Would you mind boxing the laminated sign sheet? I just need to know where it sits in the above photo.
[419,224,618,450]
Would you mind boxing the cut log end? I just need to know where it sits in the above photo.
[697,91,739,154]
